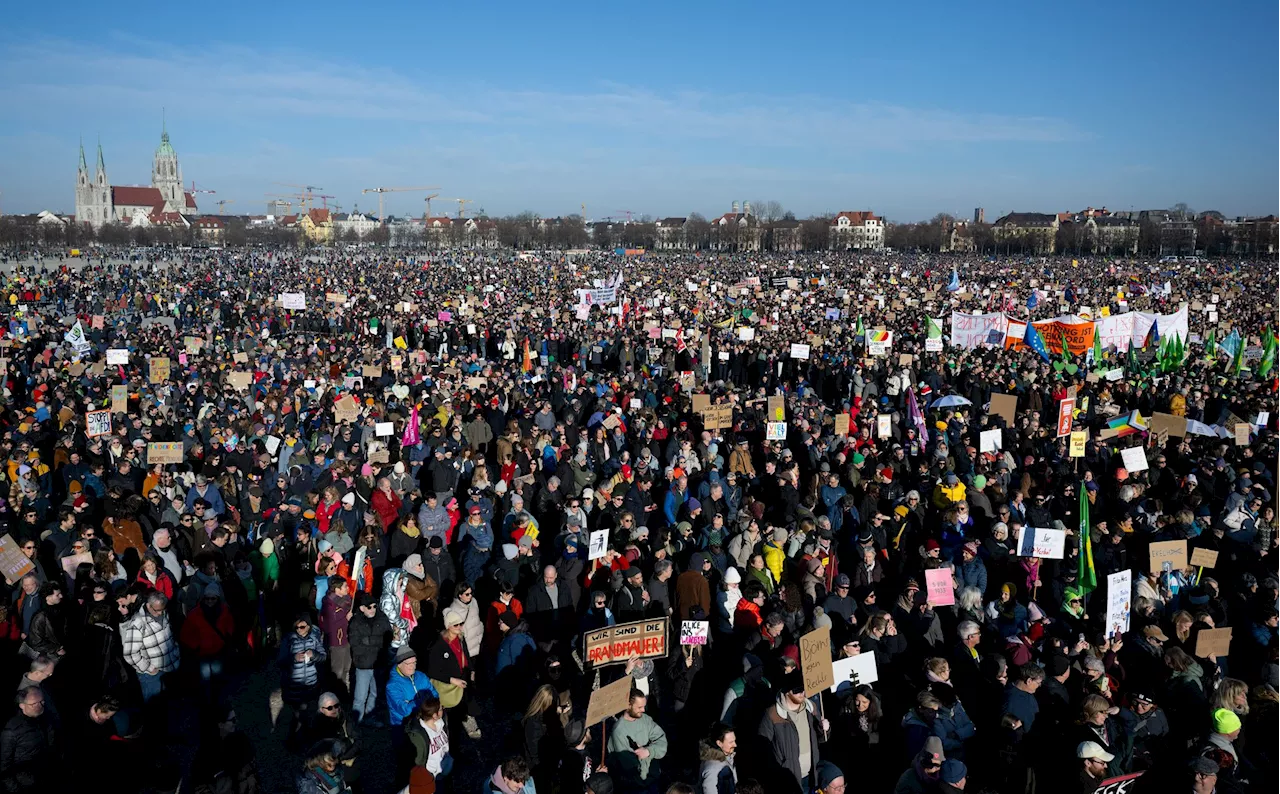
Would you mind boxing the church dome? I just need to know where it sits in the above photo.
[156,130,175,157]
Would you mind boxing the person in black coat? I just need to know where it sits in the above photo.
[420,537,456,605]
[348,593,392,725]
[426,612,481,739]
[525,565,575,649]
[1,687,58,792]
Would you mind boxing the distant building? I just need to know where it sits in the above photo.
[299,209,334,243]
[75,124,199,228]
[768,219,803,252]
[830,211,885,250]
[267,200,293,217]
[655,217,688,250]
[992,212,1059,253]
[712,202,762,252]
[334,210,379,238]
[974,207,985,224]
[193,216,225,242]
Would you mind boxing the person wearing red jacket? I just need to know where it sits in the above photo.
[137,553,177,600]
[180,582,236,697]
[315,487,342,535]
[371,477,403,532]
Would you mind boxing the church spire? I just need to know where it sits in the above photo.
[95,135,106,173]
[78,137,87,172]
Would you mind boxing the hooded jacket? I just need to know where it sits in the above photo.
[758,694,822,786]
[674,553,712,619]
[698,740,737,794]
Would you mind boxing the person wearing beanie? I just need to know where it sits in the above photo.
[349,591,392,725]
[763,527,788,584]
[717,567,743,633]
[1198,707,1244,786]
[584,770,614,794]
[938,759,966,792]
[894,735,945,794]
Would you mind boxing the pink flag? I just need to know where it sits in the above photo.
[401,405,421,446]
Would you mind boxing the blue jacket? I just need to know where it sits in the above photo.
[934,699,977,757]
[386,668,437,727]
[663,487,687,527]
[1001,684,1039,733]
[494,630,537,676]
[956,557,988,597]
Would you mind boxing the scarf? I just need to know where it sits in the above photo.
[400,521,420,539]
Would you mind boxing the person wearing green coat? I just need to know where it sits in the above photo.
[606,689,668,792]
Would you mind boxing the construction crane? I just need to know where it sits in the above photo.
[615,210,635,222]
[449,198,474,218]
[214,199,235,214]
[187,181,216,196]
[423,193,441,220]
[312,194,336,210]
[361,186,441,225]
[274,183,324,210]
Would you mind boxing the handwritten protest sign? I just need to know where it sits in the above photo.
[766,422,787,441]
[146,442,184,465]
[799,626,834,696]
[702,404,733,431]
[925,568,954,606]
[148,356,170,384]
[0,535,35,585]
[1017,527,1066,559]
[1069,430,1088,457]
[1105,570,1131,639]
[279,292,306,310]
[876,414,891,438]
[85,410,112,438]
[834,414,850,436]
[790,343,811,360]
[375,422,395,437]
[333,396,361,424]
[1195,627,1232,658]
[1149,540,1187,573]
[111,385,128,414]
[979,428,1001,453]
[1120,446,1149,473]
[679,621,709,646]
[584,675,632,727]
[583,619,668,666]
[1190,548,1219,568]
[106,349,129,365]
[227,372,252,391]
[768,396,786,422]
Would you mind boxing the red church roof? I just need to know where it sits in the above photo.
[112,186,165,207]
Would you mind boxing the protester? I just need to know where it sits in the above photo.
[0,245,1273,793]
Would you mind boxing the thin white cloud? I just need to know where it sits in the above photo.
[0,37,1086,149]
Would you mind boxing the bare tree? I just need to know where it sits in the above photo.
[752,200,785,223]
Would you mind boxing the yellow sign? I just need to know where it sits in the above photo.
[1069,430,1088,458]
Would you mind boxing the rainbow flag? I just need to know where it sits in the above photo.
[1105,410,1146,438]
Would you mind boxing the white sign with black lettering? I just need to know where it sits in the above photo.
[679,621,709,645]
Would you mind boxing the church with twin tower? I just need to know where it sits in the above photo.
[75,120,199,228]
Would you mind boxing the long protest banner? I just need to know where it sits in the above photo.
[583,618,668,666]
[951,306,1189,353]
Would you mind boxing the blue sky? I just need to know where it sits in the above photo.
[1,1,1275,222]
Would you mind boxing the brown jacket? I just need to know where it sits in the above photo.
[673,567,711,620]
[102,517,146,556]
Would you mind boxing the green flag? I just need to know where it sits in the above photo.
[1260,327,1276,378]
[1078,485,1096,595]
[1232,335,1247,377]
[1091,328,1103,366]
[855,316,865,339]
[927,317,943,339]
[1204,327,1216,362]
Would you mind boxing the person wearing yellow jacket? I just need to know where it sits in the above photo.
[932,473,967,510]
[763,527,788,584]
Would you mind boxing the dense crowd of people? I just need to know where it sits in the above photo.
[0,245,1274,794]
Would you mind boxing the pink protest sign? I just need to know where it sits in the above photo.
[925,568,955,607]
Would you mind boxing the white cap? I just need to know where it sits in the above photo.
[1076,741,1114,762]
[724,566,742,584]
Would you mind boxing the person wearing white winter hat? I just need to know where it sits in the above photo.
[718,567,743,632]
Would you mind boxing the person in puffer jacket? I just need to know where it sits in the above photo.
[698,723,738,794]
[279,615,327,724]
